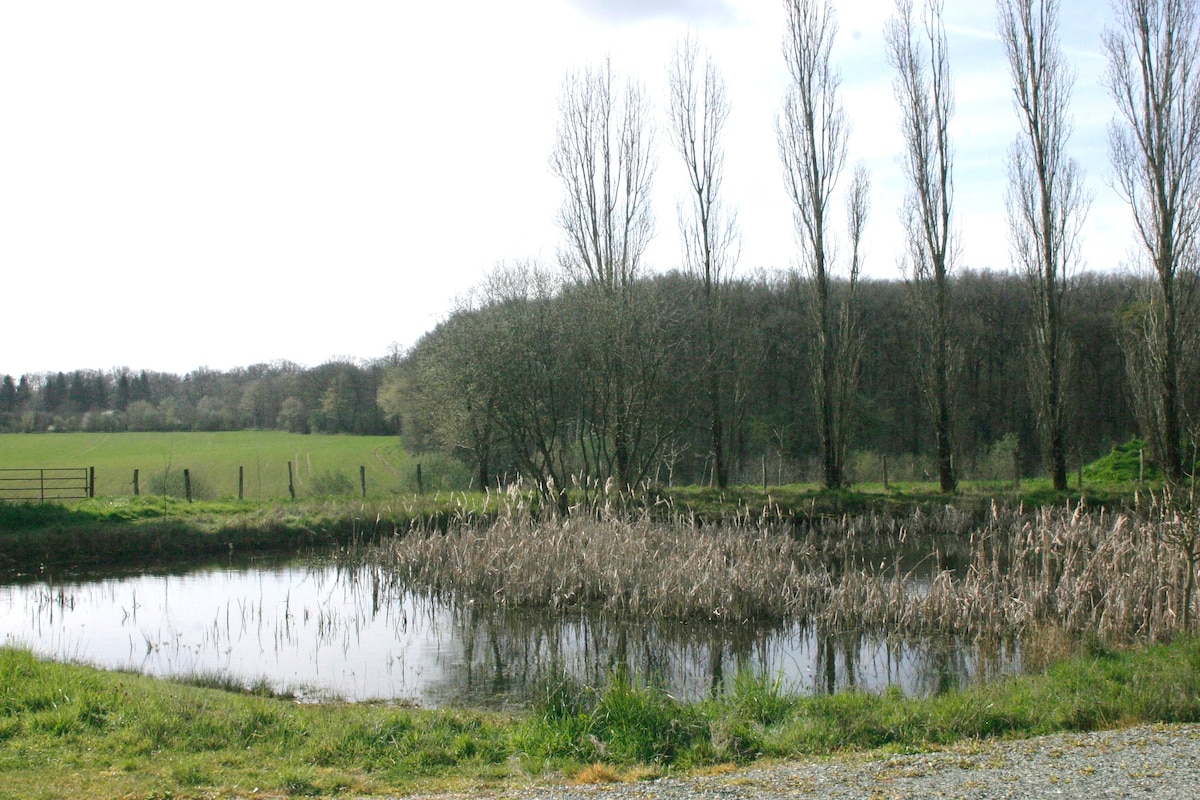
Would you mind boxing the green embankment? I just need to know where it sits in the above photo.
[0,495,504,574]
[1,638,1199,799]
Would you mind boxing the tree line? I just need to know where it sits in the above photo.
[0,358,395,436]
[384,267,1156,500]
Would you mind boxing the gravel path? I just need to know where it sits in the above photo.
[424,724,1200,799]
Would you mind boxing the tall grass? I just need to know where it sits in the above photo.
[363,497,1200,645]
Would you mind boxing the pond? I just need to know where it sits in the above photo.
[0,553,1020,708]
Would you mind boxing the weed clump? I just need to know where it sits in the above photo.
[307,468,357,497]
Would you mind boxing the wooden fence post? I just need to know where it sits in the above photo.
[133,468,139,496]
[288,462,296,499]
[359,465,366,498]
[183,469,192,503]
[238,466,244,500]
[89,467,95,498]
[416,463,424,496]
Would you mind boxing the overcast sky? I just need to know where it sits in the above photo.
[0,0,1130,377]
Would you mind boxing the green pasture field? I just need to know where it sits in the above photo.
[0,432,425,500]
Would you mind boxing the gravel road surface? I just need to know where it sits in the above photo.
[414,723,1200,799]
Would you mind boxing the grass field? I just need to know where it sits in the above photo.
[0,432,447,500]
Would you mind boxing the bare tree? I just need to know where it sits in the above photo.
[668,34,739,488]
[999,0,1089,492]
[886,0,958,493]
[551,58,663,492]
[777,0,868,490]
[1106,0,1200,485]
[551,58,656,296]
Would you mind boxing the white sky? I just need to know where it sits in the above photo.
[0,0,1129,376]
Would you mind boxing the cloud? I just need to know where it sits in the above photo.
[568,0,740,27]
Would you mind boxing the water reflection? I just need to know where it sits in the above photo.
[0,556,1019,707]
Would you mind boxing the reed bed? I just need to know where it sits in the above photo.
[369,511,820,621]
[357,497,1200,645]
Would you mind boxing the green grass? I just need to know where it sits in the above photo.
[0,431,471,499]
[0,429,1162,578]
[2,637,1199,798]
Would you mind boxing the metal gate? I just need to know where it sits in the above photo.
[0,468,93,501]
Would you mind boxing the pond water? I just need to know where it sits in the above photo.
[0,554,1019,708]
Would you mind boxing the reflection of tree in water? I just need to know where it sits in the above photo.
[321,548,1020,708]
[814,627,862,695]
[363,590,1023,708]
[917,633,1019,696]
[801,625,1019,698]
[437,609,1019,706]
[422,602,782,708]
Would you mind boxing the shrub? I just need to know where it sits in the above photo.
[148,469,215,501]
[400,454,473,493]
[307,468,358,497]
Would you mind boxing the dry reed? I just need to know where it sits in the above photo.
[354,495,1200,644]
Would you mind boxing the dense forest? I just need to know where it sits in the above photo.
[381,267,1179,493]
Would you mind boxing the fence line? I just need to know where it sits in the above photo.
[0,463,426,502]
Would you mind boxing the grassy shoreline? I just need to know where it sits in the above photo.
[2,637,1198,799]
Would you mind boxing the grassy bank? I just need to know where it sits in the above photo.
[0,494,495,575]
[2,637,1199,799]
[0,480,1046,577]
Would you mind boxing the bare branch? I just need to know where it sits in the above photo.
[1105,0,1200,482]
[999,0,1090,490]
[550,58,657,294]
[669,34,739,291]
[777,0,866,490]
[886,0,958,493]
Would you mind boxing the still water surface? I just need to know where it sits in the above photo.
[0,555,1018,707]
